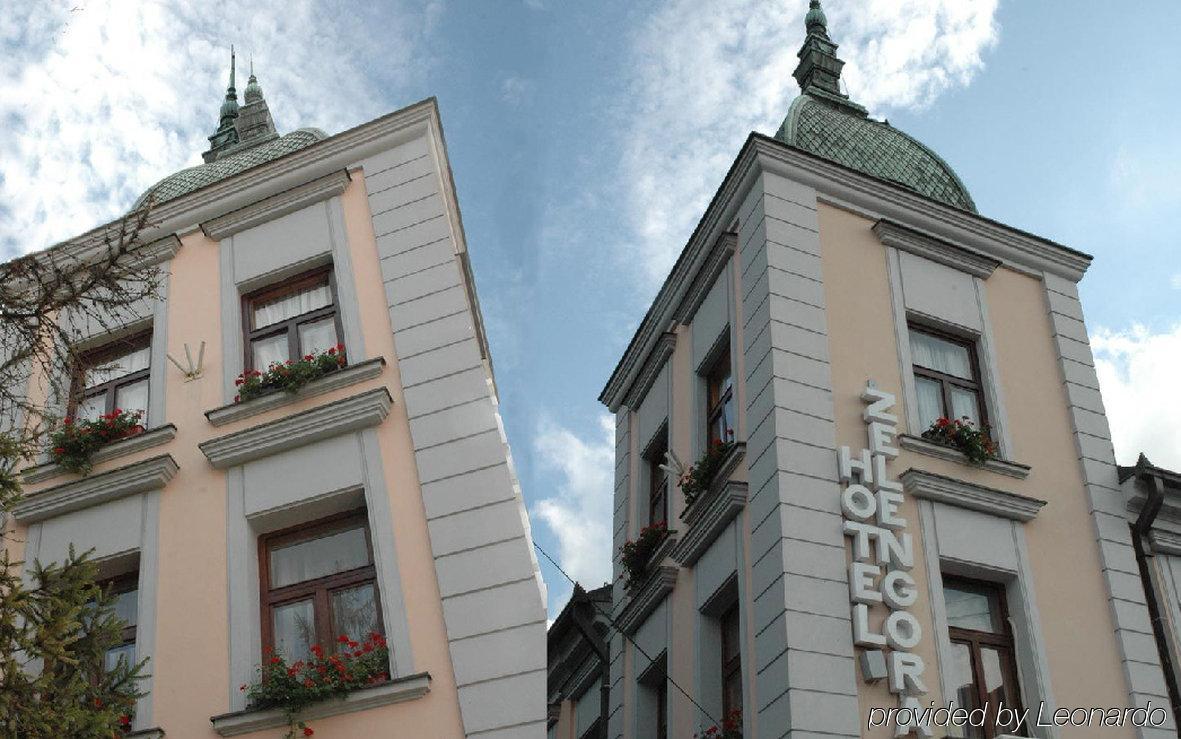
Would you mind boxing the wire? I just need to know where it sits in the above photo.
[535,540,722,729]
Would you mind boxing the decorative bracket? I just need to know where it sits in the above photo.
[167,341,205,381]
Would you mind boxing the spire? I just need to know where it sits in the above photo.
[234,55,279,148]
[244,55,263,103]
[204,47,242,163]
[792,0,867,116]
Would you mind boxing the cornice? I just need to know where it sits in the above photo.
[900,468,1046,522]
[615,566,677,636]
[201,170,351,240]
[21,424,178,485]
[621,333,676,411]
[199,387,392,468]
[674,232,737,324]
[673,479,748,567]
[204,358,385,427]
[872,219,1000,279]
[11,454,179,524]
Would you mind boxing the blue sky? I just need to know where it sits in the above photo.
[3,0,1179,618]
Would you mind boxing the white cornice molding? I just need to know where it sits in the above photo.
[204,358,386,427]
[872,219,1000,279]
[200,170,351,241]
[210,673,431,736]
[1151,530,1181,557]
[622,333,676,411]
[900,468,1046,522]
[198,387,392,468]
[12,454,179,524]
[673,480,748,567]
[615,566,677,636]
[21,424,178,485]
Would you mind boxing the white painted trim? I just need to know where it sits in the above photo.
[622,334,676,412]
[885,247,920,435]
[11,454,179,523]
[133,490,162,731]
[219,233,241,403]
[211,673,431,736]
[225,466,255,712]
[21,425,177,485]
[918,501,954,711]
[898,435,1031,479]
[204,358,385,427]
[872,220,1000,279]
[198,388,392,468]
[200,170,351,241]
[974,276,1015,459]
[615,567,677,636]
[1009,522,1059,738]
[326,195,367,361]
[900,468,1045,521]
[148,270,170,429]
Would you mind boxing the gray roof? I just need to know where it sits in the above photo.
[133,127,327,209]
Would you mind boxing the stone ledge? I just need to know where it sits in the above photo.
[21,424,177,485]
[11,454,179,523]
[615,566,677,636]
[205,357,386,427]
[126,728,165,739]
[900,468,1046,522]
[199,387,393,469]
[210,673,430,737]
[673,480,748,566]
[898,434,1031,479]
[200,170,352,241]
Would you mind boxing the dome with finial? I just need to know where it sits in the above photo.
[244,58,263,104]
[775,0,977,212]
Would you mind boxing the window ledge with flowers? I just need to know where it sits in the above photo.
[22,413,177,485]
[618,521,676,594]
[206,354,385,428]
[210,635,430,738]
[899,417,1029,480]
[678,439,745,521]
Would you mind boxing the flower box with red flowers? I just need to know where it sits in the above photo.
[48,409,146,475]
[678,434,737,509]
[920,416,998,465]
[234,345,347,403]
[242,632,390,739]
[695,709,743,739]
[618,521,672,591]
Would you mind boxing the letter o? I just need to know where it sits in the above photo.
[885,610,922,650]
[842,484,876,521]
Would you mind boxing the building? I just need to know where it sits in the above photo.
[3,53,547,737]
[596,3,1177,738]
[547,584,612,739]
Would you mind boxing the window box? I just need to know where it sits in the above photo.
[898,434,1030,480]
[206,357,385,427]
[21,424,177,485]
[679,442,745,516]
[209,672,431,737]
[618,523,677,593]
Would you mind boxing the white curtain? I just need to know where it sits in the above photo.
[84,346,151,389]
[909,331,971,379]
[254,285,331,329]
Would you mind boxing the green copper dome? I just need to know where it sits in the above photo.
[775,0,977,213]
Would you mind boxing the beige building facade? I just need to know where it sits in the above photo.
[4,60,546,738]
[592,5,1177,739]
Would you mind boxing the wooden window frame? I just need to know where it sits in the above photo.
[944,576,1024,737]
[258,509,384,659]
[69,331,152,419]
[720,602,742,723]
[647,433,669,527]
[242,265,344,373]
[909,324,989,430]
[705,347,734,447]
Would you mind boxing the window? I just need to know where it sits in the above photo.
[909,326,987,431]
[705,349,734,447]
[101,573,139,672]
[259,511,383,663]
[720,603,742,726]
[243,267,342,371]
[647,432,669,527]
[71,333,151,422]
[943,578,1024,738]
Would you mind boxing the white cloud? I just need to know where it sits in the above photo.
[500,75,533,106]
[531,413,616,601]
[1092,323,1181,470]
[1169,273,1181,290]
[0,0,434,257]
[618,0,1000,286]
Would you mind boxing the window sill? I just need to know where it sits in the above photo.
[12,454,179,524]
[898,434,1030,479]
[20,424,177,486]
[615,566,677,637]
[209,672,431,737]
[126,728,165,739]
[678,442,745,523]
[205,357,386,427]
[673,480,747,567]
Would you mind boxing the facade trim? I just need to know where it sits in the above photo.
[204,358,385,426]
[898,435,1031,479]
[674,232,737,324]
[622,333,676,411]
[11,454,178,523]
[198,388,392,468]
[671,480,747,567]
[872,219,1000,279]
[615,566,677,636]
[900,468,1046,522]
[21,424,178,485]
[200,170,351,240]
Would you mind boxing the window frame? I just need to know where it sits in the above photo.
[257,509,384,660]
[909,324,989,431]
[943,576,1024,737]
[99,572,139,671]
[646,432,669,527]
[720,602,742,723]
[241,265,344,373]
[655,677,668,739]
[69,331,152,420]
[705,347,734,448]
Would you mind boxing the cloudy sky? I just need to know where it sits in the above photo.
[3,0,1179,618]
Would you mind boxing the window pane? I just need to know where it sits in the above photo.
[944,584,1001,633]
[105,642,136,673]
[915,376,944,429]
[269,525,370,588]
[252,333,289,370]
[982,647,1023,732]
[330,583,380,646]
[110,587,138,628]
[254,283,332,329]
[85,346,151,389]
[115,379,149,418]
[948,641,983,738]
[76,394,106,423]
[298,317,338,356]
[910,331,972,379]
[949,386,981,426]
[272,599,316,662]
